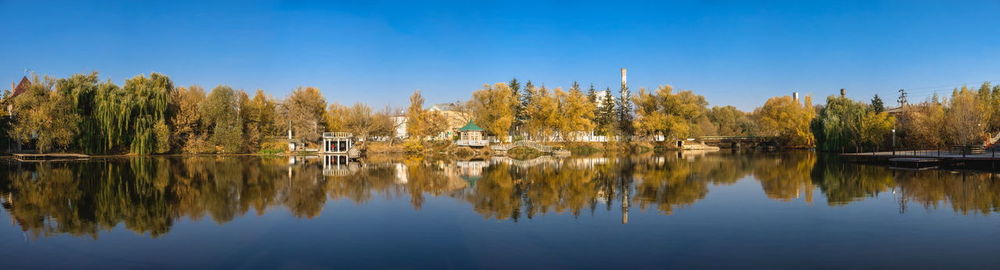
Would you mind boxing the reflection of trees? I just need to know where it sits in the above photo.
[6,153,1000,239]
[810,155,894,205]
[754,152,816,202]
[895,172,1000,215]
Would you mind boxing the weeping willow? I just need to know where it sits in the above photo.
[94,73,175,154]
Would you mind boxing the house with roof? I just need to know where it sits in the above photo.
[3,76,29,116]
[456,120,488,147]
[428,102,471,140]
[2,77,31,153]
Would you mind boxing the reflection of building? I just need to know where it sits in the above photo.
[455,160,488,177]
[395,163,408,183]
[322,155,359,176]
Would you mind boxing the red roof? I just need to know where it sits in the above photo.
[9,76,29,99]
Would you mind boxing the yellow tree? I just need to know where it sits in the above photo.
[632,85,711,140]
[859,111,895,151]
[170,85,206,150]
[754,95,815,147]
[558,85,595,141]
[406,90,427,138]
[283,86,327,142]
[325,103,349,132]
[525,86,560,141]
[946,87,987,146]
[242,89,278,151]
[469,83,516,142]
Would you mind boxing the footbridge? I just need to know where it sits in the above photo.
[698,136,780,148]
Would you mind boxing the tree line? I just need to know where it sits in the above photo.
[0,72,397,154]
[2,71,996,154]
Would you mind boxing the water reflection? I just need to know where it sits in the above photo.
[2,152,999,239]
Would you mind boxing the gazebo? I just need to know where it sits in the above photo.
[456,121,488,147]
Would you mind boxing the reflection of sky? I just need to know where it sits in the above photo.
[4,174,1000,269]
[5,156,1000,268]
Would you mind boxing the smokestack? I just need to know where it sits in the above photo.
[620,68,627,87]
[793,92,799,102]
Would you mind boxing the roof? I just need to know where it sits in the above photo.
[429,102,461,111]
[458,120,484,132]
[8,77,29,99]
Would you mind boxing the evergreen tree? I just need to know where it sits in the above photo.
[597,88,617,135]
[517,81,535,137]
[587,84,597,105]
[617,80,634,140]
[871,94,885,113]
[509,78,523,135]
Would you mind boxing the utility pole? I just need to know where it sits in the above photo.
[898,89,908,107]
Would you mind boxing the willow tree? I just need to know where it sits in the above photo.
[94,73,174,154]
[9,75,80,152]
[56,72,101,153]
[469,83,516,142]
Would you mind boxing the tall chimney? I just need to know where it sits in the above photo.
[793,92,799,102]
[620,68,627,87]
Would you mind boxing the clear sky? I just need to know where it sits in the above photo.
[2,0,999,110]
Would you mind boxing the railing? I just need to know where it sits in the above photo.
[456,139,489,147]
[323,132,353,138]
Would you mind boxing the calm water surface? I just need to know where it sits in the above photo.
[2,152,1000,269]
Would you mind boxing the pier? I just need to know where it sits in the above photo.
[841,150,1000,170]
[12,153,90,162]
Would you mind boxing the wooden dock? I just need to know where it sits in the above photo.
[841,150,1000,170]
[12,153,90,162]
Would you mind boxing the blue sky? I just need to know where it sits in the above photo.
[2,0,999,110]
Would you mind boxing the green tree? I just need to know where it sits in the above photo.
[94,73,175,154]
[202,85,244,153]
[595,88,617,136]
[871,94,885,114]
[55,72,101,153]
[617,80,634,139]
[508,78,524,135]
[8,75,81,152]
[707,105,754,136]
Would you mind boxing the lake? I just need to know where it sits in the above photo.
[2,152,1000,269]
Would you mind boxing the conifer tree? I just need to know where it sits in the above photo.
[617,80,634,140]
[871,94,885,113]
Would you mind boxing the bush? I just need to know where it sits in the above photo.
[508,146,543,160]
[454,147,475,157]
[403,139,424,153]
